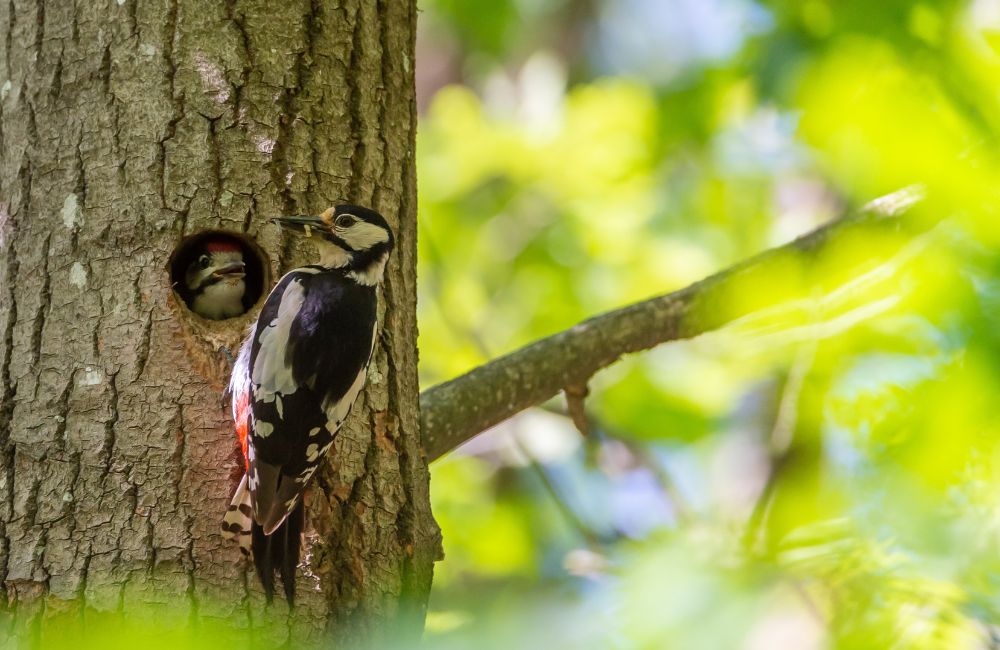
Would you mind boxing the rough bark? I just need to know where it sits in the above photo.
[0,0,438,646]
[421,187,930,460]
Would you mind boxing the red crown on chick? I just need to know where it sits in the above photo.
[204,239,242,254]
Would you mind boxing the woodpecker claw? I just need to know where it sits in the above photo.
[220,345,236,368]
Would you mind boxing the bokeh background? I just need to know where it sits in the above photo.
[416,1,1000,648]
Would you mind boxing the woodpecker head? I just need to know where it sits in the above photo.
[272,204,394,285]
[184,239,248,320]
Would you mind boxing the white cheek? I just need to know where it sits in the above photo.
[341,222,388,249]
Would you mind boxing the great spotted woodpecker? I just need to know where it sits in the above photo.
[221,204,394,603]
[183,240,247,320]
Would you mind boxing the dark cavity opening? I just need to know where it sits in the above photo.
[169,230,269,320]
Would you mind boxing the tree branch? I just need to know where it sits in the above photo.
[419,187,929,461]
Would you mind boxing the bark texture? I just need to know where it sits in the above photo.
[0,0,438,646]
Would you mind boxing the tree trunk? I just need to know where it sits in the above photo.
[0,0,438,645]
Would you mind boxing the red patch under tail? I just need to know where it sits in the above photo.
[233,386,250,470]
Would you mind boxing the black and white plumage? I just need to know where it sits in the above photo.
[221,204,394,603]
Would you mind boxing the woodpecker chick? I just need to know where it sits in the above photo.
[221,205,394,604]
[184,240,247,320]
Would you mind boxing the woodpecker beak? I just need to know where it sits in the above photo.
[272,215,327,237]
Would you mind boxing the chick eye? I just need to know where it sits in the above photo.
[335,214,356,228]
[198,255,210,269]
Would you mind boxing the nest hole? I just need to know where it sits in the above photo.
[167,230,271,388]
[169,230,269,320]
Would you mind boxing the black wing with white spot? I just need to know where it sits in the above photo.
[245,267,378,534]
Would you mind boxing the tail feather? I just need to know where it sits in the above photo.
[251,499,305,604]
[281,499,305,603]
[251,521,276,601]
[221,474,252,557]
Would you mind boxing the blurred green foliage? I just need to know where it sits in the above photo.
[417,0,1000,648]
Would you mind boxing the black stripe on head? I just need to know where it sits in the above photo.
[333,205,395,249]
[322,231,353,251]
[347,240,392,272]
[319,206,394,273]
[335,204,388,226]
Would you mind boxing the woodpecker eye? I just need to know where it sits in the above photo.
[198,255,210,269]
[335,214,357,229]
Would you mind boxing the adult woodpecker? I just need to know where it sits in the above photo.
[221,204,394,603]
[183,239,247,320]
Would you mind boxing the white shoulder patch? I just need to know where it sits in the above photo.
[252,279,306,399]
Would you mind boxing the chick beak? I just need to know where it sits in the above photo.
[271,215,326,238]
[213,261,246,279]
